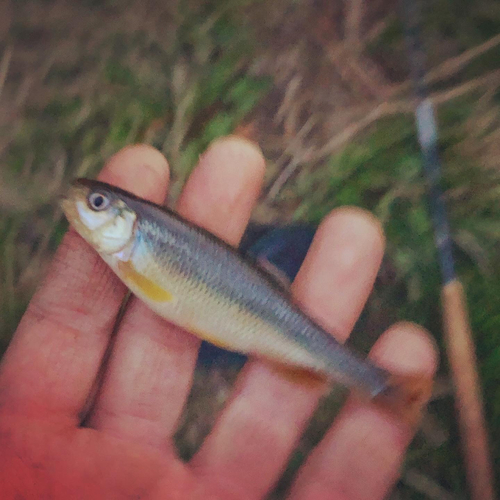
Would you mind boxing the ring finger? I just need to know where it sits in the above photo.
[190,208,386,499]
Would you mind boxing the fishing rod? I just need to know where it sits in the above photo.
[400,1,495,498]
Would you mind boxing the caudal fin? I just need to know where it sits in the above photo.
[373,373,434,426]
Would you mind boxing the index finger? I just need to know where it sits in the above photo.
[0,145,170,422]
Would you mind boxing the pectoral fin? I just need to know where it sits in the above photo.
[118,261,174,302]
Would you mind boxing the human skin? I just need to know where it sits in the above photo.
[0,137,437,500]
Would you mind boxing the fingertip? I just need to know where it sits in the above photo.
[370,322,439,376]
[309,207,386,285]
[193,135,266,193]
[178,135,266,244]
[203,135,265,173]
[321,206,386,253]
[98,144,170,202]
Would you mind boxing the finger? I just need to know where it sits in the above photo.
[289,323,438,500]
[89,136,265,448]
[0,145,169,421]
[178,136,265,244]
[190,208,385,499]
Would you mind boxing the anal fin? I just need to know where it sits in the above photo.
[269,362,328,388]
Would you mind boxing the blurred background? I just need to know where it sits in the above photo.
[1,0,500,498]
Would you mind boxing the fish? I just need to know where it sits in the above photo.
[61,178,432,422]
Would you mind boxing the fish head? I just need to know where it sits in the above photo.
[61,179,137,254]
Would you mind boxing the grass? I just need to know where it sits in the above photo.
[0,0,271,337]
[1,0,500,497]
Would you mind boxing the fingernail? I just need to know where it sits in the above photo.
[204,135,265,166]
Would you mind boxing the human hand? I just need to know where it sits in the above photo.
[0,137,437,500]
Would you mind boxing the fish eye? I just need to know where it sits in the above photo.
[88,191,110,211]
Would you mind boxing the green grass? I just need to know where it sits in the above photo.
[0,0,271,337]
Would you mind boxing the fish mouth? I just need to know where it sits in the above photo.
[59,180,90,224]
[58,179,77,205]
[58,191,69,206]
[59,194,73,216]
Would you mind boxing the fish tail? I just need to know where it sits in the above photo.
[372,373,434,426]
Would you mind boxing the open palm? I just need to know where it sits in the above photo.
[0,138,436,500]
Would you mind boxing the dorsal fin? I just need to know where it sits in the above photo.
[255,256,292,290]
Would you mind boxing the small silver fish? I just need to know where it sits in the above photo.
[62,178,432,421]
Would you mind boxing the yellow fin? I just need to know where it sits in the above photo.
[118,261,173,302]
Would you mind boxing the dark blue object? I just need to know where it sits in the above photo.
[197,223,316,367]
